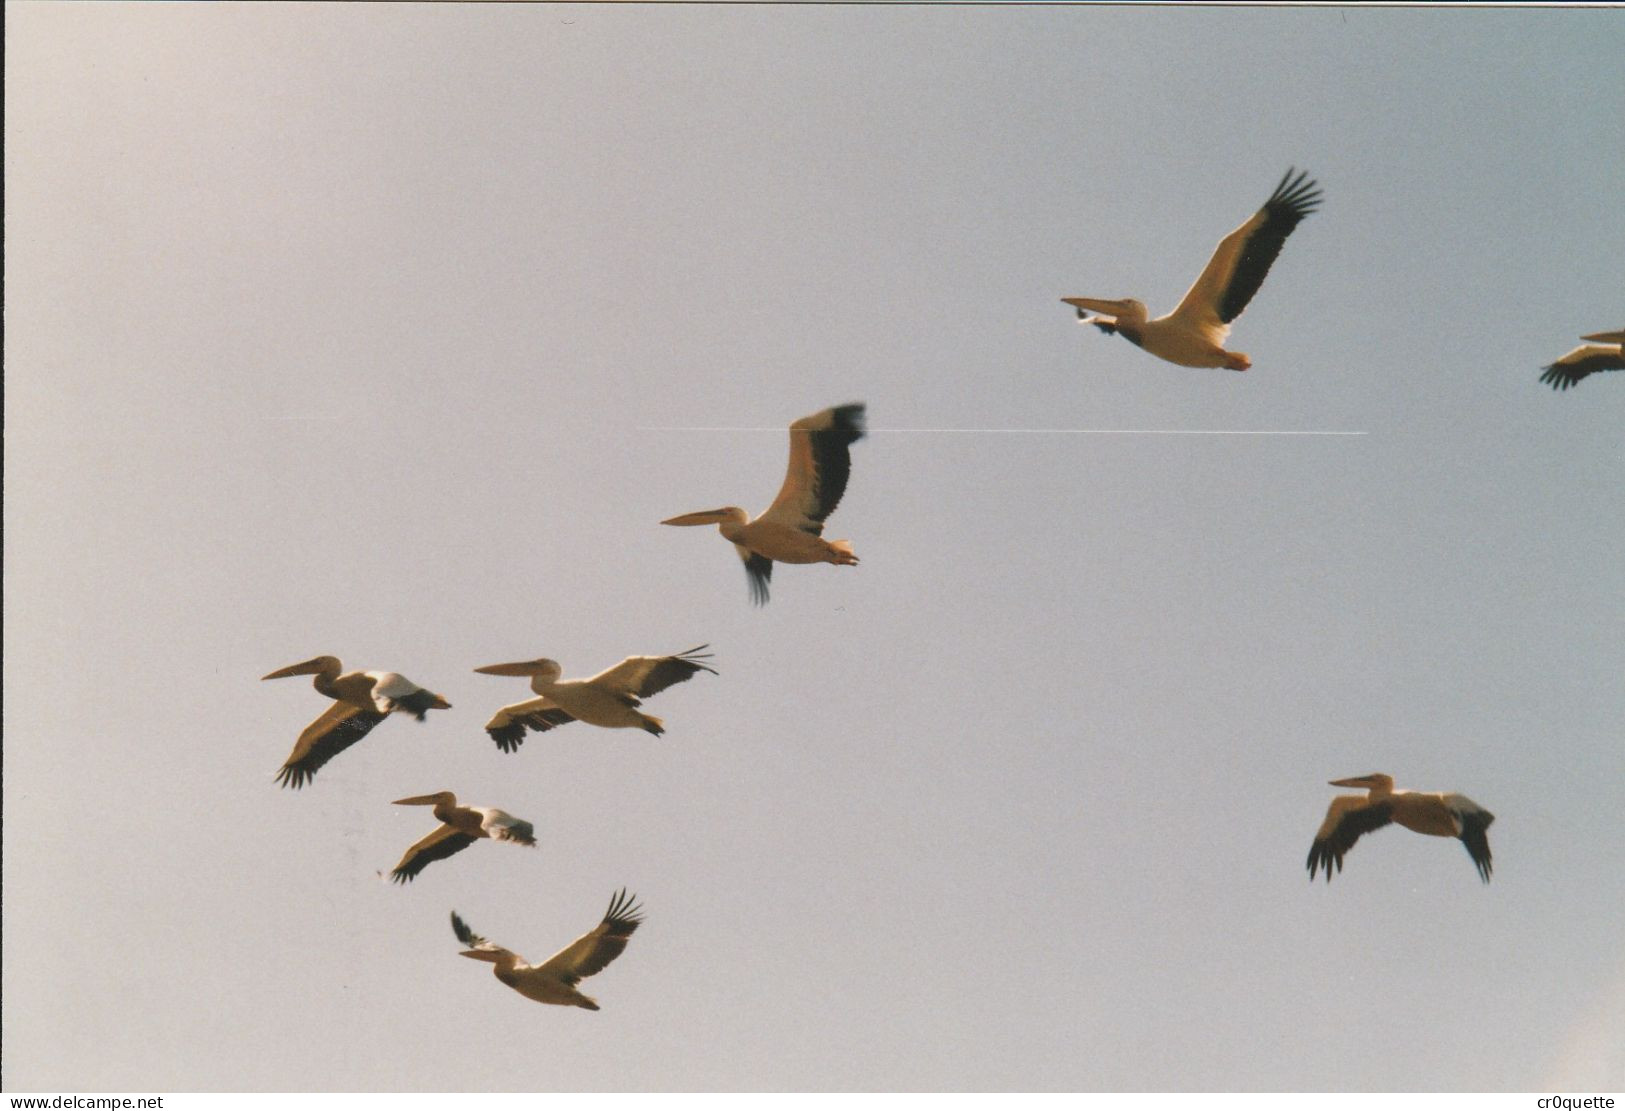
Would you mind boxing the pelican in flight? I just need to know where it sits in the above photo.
[387,791,536,884]
[1308,774,1495,883]
[1063,168,1322,371]
[473,646,717,752]
[662,403,865,605]
[262,656,450,788]
[1539,330,1625,391]
[450,890,644,1010]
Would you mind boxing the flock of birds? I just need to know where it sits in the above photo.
[264,167,1615,1011]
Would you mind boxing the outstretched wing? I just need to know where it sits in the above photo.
[1445,796,1495,883]
[589,646,719,700]
[1539,345,1625,391]
[535,889,645,986]
[450,911,522,963]
[1168,168,1322,339]
[275,701,387,789]
[758,404,867,536]
[389,824,480,884]
[1306,796,1393,881]
[484,697,577,753]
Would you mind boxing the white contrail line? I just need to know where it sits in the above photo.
[637,426,1368,436]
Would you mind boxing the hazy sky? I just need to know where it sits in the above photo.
[5,2,1623,1093]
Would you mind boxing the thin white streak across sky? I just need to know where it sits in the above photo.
[637,426,1369,435]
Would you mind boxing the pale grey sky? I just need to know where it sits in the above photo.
[5,2,1623,1093]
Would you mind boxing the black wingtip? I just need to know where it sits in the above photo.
[488,726,525,754]
[829,402,867,443]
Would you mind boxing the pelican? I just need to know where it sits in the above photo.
[262,656,450,788]
[473,645,717,752]
[1539,330,1625,390]
[662,403,865,604]
[1063,168,1322,371]
[1307,774,1495,883]
[450,890,644,1010]
[387,791,536,884]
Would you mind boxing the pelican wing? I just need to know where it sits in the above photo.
[737,546,773,606]
[1539,345,1625,391]
[535,889,645,986]
[450,912,522,963]
[1306,796,1394,881]
[475,808,537,846]
[365,671,450,719]
[1444,796,1495,882]
[389,824,480,884]
[485,697,577,753]
[1168,168,1322,337]
[589,646,718,700]
[274,701,387,789]
[759,404,867,535]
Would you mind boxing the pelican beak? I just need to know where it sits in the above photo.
[1328,776,1370,788]
[392,794,442,806]
[1061,297,1130,317]
[261,659,321,681]
[661,509,730,526]
[474,661,540,677]
[459,950,500,963]
[1580,330,1625,344]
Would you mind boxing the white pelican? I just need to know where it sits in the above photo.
[662,403,866,604]
[262,656,451,789]
[450,890,644,1010]
[387,791,536,884]
[1063,168,1322,371]
[473,645,717,751]
[1539,330,1625,390]
[1307,774,1495,883]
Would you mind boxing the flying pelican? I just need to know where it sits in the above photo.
[1307,774,1495,883]
[262,656,450,789]
[1539,330,1625,390]
[387,791,536,884]
[450,890,644,1010]
[472,645,717,752]
[1062,168,1322,371]
[661,403,866,604]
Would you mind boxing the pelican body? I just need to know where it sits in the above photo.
[473,646,717,752]
[388,791,536,884]
[1308,774,1495,883]
[451,890,644,1010]
[662,403,865,605]
[1540,329,1625,390]
[262,656,450,788]
[1063,169,1322,371]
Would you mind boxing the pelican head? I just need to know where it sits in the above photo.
[262,656,340,681]
[474,658,563,683]
[393,791,456,807]
[1580,330,1625,344]
[661,507,749,527]
[1329,773,1394,793]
